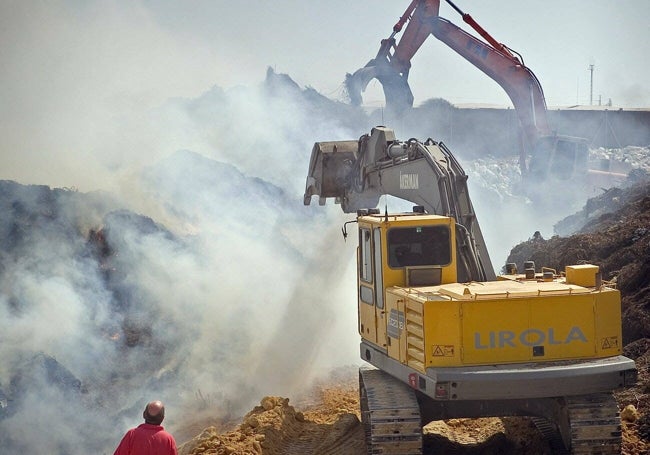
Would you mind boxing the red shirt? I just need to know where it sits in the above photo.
[114,423,178,455]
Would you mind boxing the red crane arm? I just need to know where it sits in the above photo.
[346,0,554,154]
[430,16,552,147]
[386,0,552,150]
[444,0,517,62]
[390,0,440,74]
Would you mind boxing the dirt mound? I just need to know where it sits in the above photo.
[175,369,553,454]
[178,393,364,455]
[179,376,648,455]
[619,341,650,454]
[423,417,551,454]
[177,375,550,455]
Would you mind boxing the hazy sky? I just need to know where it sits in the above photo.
[0,0,648,189]
[140,0,650,108]
[2,0,648,110]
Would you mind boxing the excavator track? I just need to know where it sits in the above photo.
[566,393,622,455]
[359,367,422,454]
[534,393,621,454]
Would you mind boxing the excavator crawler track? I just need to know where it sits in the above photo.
[566,393,622,455]
[359,367,422,454]
[534,393,621,454]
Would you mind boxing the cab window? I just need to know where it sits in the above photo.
[359,228,372,282]
[388,225,451,268]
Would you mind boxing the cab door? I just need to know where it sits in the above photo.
[357,225,388,350]
[358,227,377,344]
[373,227,387,348]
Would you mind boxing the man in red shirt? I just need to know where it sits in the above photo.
[114,400,178,455]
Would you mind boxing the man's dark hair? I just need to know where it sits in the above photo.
[143,403,165,425]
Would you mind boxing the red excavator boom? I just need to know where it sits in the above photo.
[345,0,591,184]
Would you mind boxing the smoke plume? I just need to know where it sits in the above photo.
[0,67,369,453]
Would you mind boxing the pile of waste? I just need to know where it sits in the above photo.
[178,375,365,455]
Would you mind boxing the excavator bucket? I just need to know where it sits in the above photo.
[345,67,376,106]
[345,63,414,112]
[303,140,357,206]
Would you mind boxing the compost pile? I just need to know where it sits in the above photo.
[177,369,550,455]
[179,180,650,454]
[177,371,365,455]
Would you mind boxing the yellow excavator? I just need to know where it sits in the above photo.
[304,126,636,454]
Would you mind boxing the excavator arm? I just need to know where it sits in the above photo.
[429,16,551,155]
[345,0,439,112]
[304,126,495,282]
[345,0,584,177]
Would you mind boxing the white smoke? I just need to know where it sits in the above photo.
[0,64,368,453]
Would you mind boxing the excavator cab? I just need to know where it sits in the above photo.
[528,135,589,182]
[356,210,458,349]
[524,135,628,201]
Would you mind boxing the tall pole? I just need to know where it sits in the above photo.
[589,64,594,106]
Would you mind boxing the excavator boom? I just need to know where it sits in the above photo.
[430,15,551,165]
[304,126,495,282]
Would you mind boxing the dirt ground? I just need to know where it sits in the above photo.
[177,180,650,454]
[176,368,646,455]
[176,369,553,455]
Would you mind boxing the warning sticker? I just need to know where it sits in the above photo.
[432,345,455,357]
[601,337,619,350]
